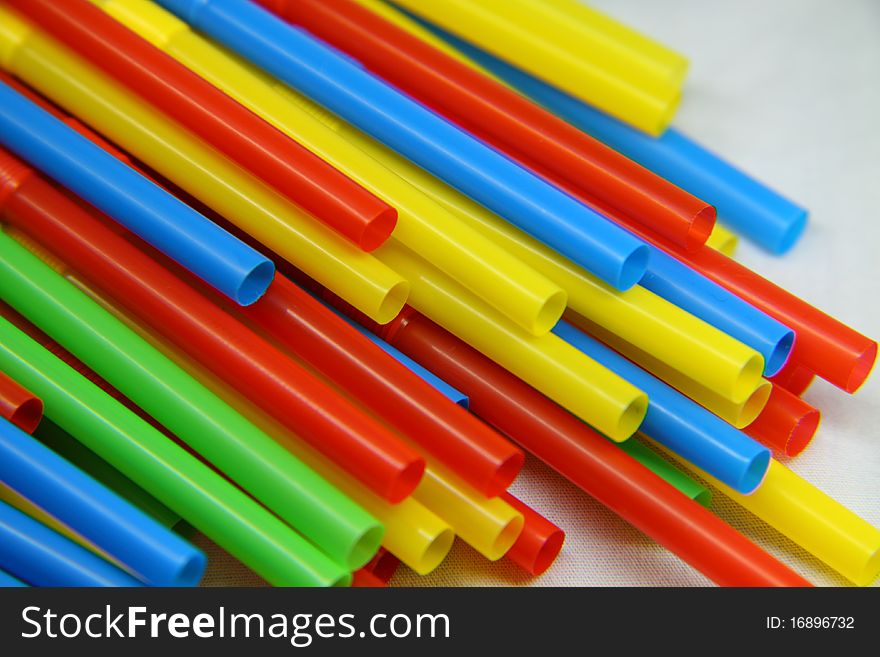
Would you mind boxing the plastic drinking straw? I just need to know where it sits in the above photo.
[451,36,809,254]
[769,360,816,397]
[0,15,407,325]
[371,240,648,442]
[743,385,820,457]
[618,438,712,507]
[168,355,455,576]
[93,0,567,337]
[0,79,271,309]
[0,415,206,586]
[34,418,180,527]
[413,463,524,562]
[283,0,713,253]
[705,223,738,257]
[0,371,42,433]
[1,146,518,501]
[553,320,770,494]
[567,311,772,427]
[505,0,689,89]
[377,312,811,586]
[0,500,143,587]
[386,0,678,135]
[0,319,351,587]
[0,569,26,587]
[336,311,469,408]
[9,0,398,252]
[501,493,565,577]
[659,449,880,587]
[0,151,424,505]
[306,115,777,393]
[156,0,650,293]
[363,547,401,583]
[352,568,386,587]
[0,232,383,572]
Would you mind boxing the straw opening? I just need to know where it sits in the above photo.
[739,450,772,495]
[735,381,772,428]
[617,243,650,291]
[773,208,808,255]
[485,450,526,498]
[386,457,426,504]
[10,396,42,433]
[685,205,716,252]
[491,514,525,560]
[765,330,796,377]
[532,288,567,336]
[732,352,765,402]
[348,524,386,571]
[236,260,275,306]
[785,408,820,457]
[415,528,455,576]
[374,279,410,325]
[176,552,208,587]
[617,393,649,441]
[529,529,565,576]
[845,341,877,393]
[360,206,398,252]
[856,545,880,587]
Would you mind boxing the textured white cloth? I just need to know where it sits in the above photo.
[200,0,880,587]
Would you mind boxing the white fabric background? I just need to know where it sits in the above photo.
[199,0,880,587]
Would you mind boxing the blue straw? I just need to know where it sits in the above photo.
[0,568,27,587]
[0,416,205,586]
[0,81,274,305]
[0,500,143,587]
[413,18,808,255]
[553,321,770,494]
[155,0,649,291]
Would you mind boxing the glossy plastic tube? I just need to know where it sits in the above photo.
[158,0,649,292]
[0,371,42,433]
[266,0,711,252]
[455,40,808,254]
[0,318,350,587]
[388,0,678,135]
[769,360,815,396]
[706,223,738,256]
[414,464,524,562]
[507,0,688,89]
[10,0,397,251]
[34,418,180,527]
[384,313,811,586]
[0,18,407,324]
[0,84,270,306]
[553,321,770,494]
[501,493,564,576]
[95,0,565,336]
[372,240,648,442]
[0,415,206,586]
[0,500,142,587]
[363,548,401,583]
[744,385,820,457]
[352,568,385,587]
[619,438,711,507]
[567,311,772,426]
[320,122,771,394]
[227,275,521,498]
[667,454,880,587]
[180,365,454,576]
[0,569,26,587]
[337,313,468,408]
[0,232,382,572]
[0,152,423,505]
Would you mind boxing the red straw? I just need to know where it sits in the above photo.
[8,0,397,251]
[352,568,386,588]
[344,309,811,587]
[265,0,714,251]
[0,370,43,433]
[501,492,565,577]
[769,360,816,397]
[0,148,424,503]
[363,548,401,584]
[744,385,820,457]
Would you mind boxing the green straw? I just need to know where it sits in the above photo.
[0,230,381,570]
[34,417,180,528]
[0,317,347,586]
[620,437,712,507]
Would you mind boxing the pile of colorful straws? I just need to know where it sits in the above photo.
[0,0,876,589]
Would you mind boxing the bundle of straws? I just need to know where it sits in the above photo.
[0,0,876,589]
